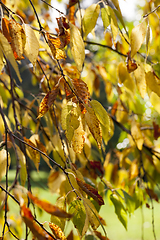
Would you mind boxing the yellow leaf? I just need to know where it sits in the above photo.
[85,106,102,148]
[48,170,66,194]
[145,71,160,97]
[90,100,114,144]
[0,32,22,82]
[49,223,67,240]
[118,62,136,93]
[131,121,144,150]
[150,92,160,114]
[69,23,85,72]
[0,149,11,181]
[130,20,147,58]
[83,4,100,37]
[134,64,147,98]
[0,48,4,72]
[109,6,118,42]
[72,116,85,153]
[9,19,26,60]
[24,24,39,69]
[83,198,100,230]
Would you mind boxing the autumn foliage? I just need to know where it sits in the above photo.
[0,0,160,239]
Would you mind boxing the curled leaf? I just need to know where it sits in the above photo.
[49,222,67,240]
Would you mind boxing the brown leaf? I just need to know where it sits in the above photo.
[64,78,90,113]
[38,86,59,118]
[2,18,12,43]
[94,231,108,240]
[126,53,138,73]
[68,0,78,8]
[49,222,67,240]
[21,204,53,240]
[145,188,159,202]
[28,192,73,218]
[76,178,104,206]
[153,122,160,140]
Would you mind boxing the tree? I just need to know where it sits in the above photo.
[0,0,160,239]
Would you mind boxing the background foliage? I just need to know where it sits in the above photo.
[1,0,160,239]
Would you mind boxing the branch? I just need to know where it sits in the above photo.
[143,5,160,18]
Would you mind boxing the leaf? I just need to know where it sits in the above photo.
[28,192,73,218]
[48,170,66,194]
[83,4,100,37]
[134,64,147,98]
[69,199,87,237]
[153,122,160,140]
[130,20,147,58]
[69,23,85,72]
[145,71,160,97]
[0,48,4,72]
[38,86,59,118]
[21,204,53,240]
[23,136,40,171]
[8,19,26,60]
[145,188,159,202]
[122,190,136,213]
[0,32,22,82]
[51,197,66,231]
[131,120,144,150]
[47,33,66,60]
[76,178,104,206]
[83,198,100,230]
[90,100,114,144]
[24,24,39,68]
[49,222,67,240]
[68,0,78,8]
[153,63,160,79]
[72,116,85,153]
[108,6,118,42]
[35,139,52,169]
[85,106,102,149]
[101,6,110,30]
[126,57,138,73]
[129,159,139,180]
[0,149,11,181]
[15,144,27,186]
[110,193,127,229]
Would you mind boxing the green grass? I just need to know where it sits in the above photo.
[1,170,160,240]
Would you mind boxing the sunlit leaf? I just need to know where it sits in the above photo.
[83,4,100,37]
[69,23,85,72]
[130,20,147,58]
[134,64,147,98]
[129,159,139,180]
[76,178,104,206]
[28,192,73,218]
[15,144,27,186]
[24,24,39,68]
[110,193,127,229]
[126,57,138,73]
[49,222,67,240]
[72,116,85,153]
[48,170,66,194]
[85,106,102,149]
[0,32,22,82]
[131,121,144,150]
[145,71,160,97]
[101,6,110,30]
[0,149,11,181]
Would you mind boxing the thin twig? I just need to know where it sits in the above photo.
[143,5,160,18]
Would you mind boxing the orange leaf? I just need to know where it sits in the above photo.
[2,18,12,43]
[21,204,53,240]
[76,178,104,206]
[47,33,66,60]
[8,19,26,60]
[126,53,138,73]
[49,222,67,240]
[28,192,73,218]
[68,6,76,25]
[38,86,59,118]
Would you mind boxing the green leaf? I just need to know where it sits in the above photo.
[83,4,100,37]
[69,199,86,236]
[122,190,136,213]
[110,193,127,229]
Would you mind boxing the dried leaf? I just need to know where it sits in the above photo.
[24,24,39,68]
[130,20,147,58]
[9,19,26,60]
[145,188,159,202]
[0,32,22,82]
[21,204,53,240]
[23,137,40,171]
[85,106,102,149]
[126,57,138,73]
[68,0,78,8]
[47,33,66,60]
[49,222,67,240]
[153,122,160,140]
[83,4,100,37]
[69,23,85,72]
[76,178,104,206]
[0,149,11,181]
[38,86,59,118]
[28,192,72,218]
